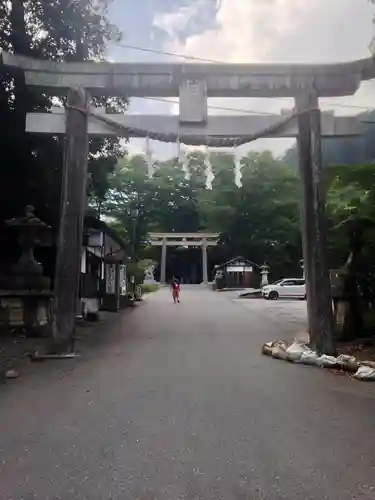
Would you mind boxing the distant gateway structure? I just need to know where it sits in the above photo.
[149,233,219,284]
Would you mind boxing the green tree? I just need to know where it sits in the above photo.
[326,164,375,263]
[104,154,155,259]
[200,151,302,278]
[0,0,125,231]
[151,157,202,233]
[106,150,303,280]
[199,152,237,234]
[325,164,375,339]
[283,113,375,170]
[104,154,205,260]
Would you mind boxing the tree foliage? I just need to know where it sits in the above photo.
[103,150,303,278]
[324,162,375,339]
[0,0,125,233]
[283,111,375,170]
[104,145,375,340]
[325,164,375,264]
[104,154,155,259]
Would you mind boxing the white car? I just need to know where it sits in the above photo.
[262,278,306,300]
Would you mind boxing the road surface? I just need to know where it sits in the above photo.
[1,287,375,499]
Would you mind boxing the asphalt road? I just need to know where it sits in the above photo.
[1,287,375,499]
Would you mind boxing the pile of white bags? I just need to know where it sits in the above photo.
[261,340,375,381]
[353,365,375,381]
[285,342,308,362]
[316,355,338,368]
[336,354,358,373]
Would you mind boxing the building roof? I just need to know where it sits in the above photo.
[84,215,127,252]
[215,256,260,270]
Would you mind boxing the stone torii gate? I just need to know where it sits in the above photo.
[149,232,219,284]
[2,51,374,354]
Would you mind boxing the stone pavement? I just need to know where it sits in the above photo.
[236,296,309,343]
[1,287,375,500]
[0,310,132,378]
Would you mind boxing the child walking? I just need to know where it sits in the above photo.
[171,278,180,303]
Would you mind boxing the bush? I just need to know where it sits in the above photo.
[141,283,159,294]
[126,262,144,285]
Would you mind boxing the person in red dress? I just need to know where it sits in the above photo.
[170,277,180,303]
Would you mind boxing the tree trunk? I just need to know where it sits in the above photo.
[9,0,31,206]
[10,0,30,122]
[339,222,365,341]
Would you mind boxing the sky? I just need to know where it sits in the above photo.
[107,0,375,160]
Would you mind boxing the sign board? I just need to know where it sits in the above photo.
[81,249,86,273]
[88,231,103,247]
[106,264,115,294]
[179,79,207,124]
[370,36,375,57]
[120,264,127,295]
[227,266,253,273]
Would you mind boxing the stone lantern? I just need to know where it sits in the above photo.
[1,206,53,336]
[300,258,305,278]
[5,205,51,289]
[260,263,270,287]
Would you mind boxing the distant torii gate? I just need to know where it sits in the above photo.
[2,51,374,354]
[149,232,219,284]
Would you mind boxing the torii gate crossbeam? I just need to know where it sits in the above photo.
[26,109,362,139]
[3,51,375,97]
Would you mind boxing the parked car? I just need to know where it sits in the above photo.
[262,278,306,300]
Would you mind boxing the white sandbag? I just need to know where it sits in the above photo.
[336,354,358,372]
[286,342,310,362]
[359,360,375,369]
[271,343,288,360]
[353,365,375,381]
[273,340,288,350]
[317,355,338,368]
[261,342,273,356]
[299,351,319,365]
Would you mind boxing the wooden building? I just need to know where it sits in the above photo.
[214,257,258,289]
[79,216,128,319]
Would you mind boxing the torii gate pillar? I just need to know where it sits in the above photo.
[52,87,89,352]
[149,233,219,284]
[160,238,167,284]
[295,91,334,355]
[202,239,208,284]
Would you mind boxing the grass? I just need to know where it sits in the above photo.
[140,283,160,294]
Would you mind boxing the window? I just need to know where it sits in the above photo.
[280,279,305,286]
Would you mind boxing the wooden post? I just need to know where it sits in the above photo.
[115,261,120,311]
[295,91,335,355]
[202,240,208,284]
[160,239,167,284]
[52,87,89,352]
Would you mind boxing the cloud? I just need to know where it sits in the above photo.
[149,0,375,155]
[164,0,373,64]
[126,97,179,160]
[153,3,199,38]
[123,0,374,159]
[153,0,218,40]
